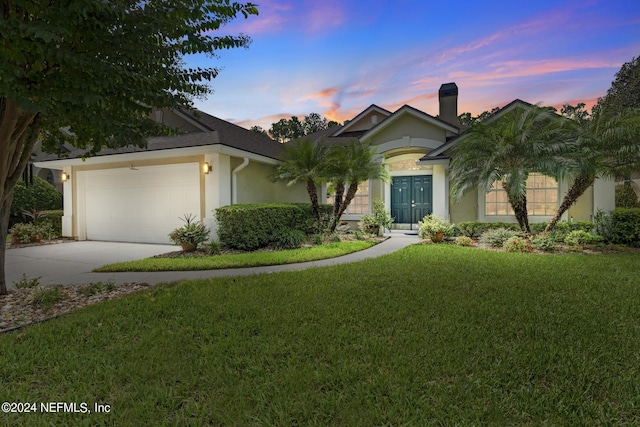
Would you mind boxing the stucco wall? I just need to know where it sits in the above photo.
[567,185,593,221]
[234,161,308,204]
[370,115,447,146]
[450,189,478,224]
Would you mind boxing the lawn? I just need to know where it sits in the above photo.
[2,245,640,425]
[94,241,376,272]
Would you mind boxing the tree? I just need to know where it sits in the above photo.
[0,0,258,295]
[325,140,389,232]
[249,125,268,137]
[542,105,640,232]
[457,108,500,128]
[268,113,334,142]
[449,104,561,233]
[271,139,329,223]
[597,56,640,114]
[302,113,327,135]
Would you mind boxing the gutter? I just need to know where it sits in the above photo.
[232,157,250,204]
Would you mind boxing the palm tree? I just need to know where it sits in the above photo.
[326,140,389,232]
[271,139,329,223]
[542,107,640,232]
[449,104,561,233]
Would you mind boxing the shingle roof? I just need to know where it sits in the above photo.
[35,108,284,162]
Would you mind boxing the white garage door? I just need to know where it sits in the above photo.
[80,163,201,244]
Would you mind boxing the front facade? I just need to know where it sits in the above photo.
[314,83,615,230]
[35,83,616,244]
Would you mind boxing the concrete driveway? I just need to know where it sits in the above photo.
[4,235,420,290]
[5,241,176,289]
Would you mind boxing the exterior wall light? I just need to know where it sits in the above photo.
[61,171,70,182]
[203,162,212,174]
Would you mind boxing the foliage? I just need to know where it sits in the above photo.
[13,274,41,289]
[594,210,615,243]
[38,210,63,238]
[6,246,640,425]
[530,234,558,252]
[96,241,375,272]
[271,228,306,250]
[418,214,454,242]
[449,103,562,233]
[79,281,116,296]
[479,228,520,247]
[454,235,474,247]
[0,0,258,295]
[564,230,604,246]
[358,199,394,235]
[503,236,533,253]
[268,113,334,142]
[9,177,62,227]
[597,56,640,113]
[455,221,488,238]
[456,107,500,127]
[30,286,67,310]
[610,208,640,246]
[168,214,210,248]
[206,240,222,255]
[616,184,640,208]
[9,222,47,243]
[215,203,332,250]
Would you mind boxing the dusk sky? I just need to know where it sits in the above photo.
[190,0,640,131]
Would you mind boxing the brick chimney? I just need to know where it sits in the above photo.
[438,82,458,126]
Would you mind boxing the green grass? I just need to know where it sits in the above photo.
[94,241,375,272]
[3,245,640,425]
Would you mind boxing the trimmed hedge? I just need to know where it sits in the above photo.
[215,203,332,250]
[10,177,62,227]
[610,208,640,246]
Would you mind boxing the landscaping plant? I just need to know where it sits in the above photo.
[418,214,454,242]
[168,213,210,250]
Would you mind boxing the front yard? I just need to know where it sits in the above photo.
[2,245,640,425]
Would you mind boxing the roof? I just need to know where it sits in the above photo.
[35,108,283,162]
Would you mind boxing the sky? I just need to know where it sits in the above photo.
[189,0,640,131]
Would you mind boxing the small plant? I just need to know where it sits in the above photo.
[13,274,41,289]
[31,286,67,310]
[455,221,488,238]
[593,209,615,243]
[565,230,604,246]
[168,213,210,250]
[503,236,533,253]
[329,233,341,243]
[353,230,365,240]
[9,222,46,243]
[454,236,473,247]
[271,228,306,250]
[311,234,323,246]
[79,281,116,296]
[22,208,48,223]
[358,199,394,236]
[479,228,519,247]
[530,234,557,252]
[206,239,222,255]
[418,214,454,242]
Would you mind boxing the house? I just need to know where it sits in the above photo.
[34,108,308,244]
[306,84,614,230]
[35,83,615,244]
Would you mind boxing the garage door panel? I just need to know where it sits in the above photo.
[81,163,200,244]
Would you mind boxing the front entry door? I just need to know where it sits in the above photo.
[391,176,432,226]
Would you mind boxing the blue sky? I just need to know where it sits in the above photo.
[190,0,640,130]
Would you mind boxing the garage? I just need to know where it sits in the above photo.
[77,163,201,244]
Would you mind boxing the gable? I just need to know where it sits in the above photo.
[333,104,391,136]
[365,113,450,147]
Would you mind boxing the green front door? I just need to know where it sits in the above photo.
[391,176,432,225]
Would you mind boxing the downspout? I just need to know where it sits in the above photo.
[232,158,249,204]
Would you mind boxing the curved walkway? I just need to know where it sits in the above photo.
[6,234,419,289]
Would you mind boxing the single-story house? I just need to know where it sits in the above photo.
[35,83,615,243]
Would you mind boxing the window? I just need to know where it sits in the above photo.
[485,173,558,216]
[326,180,370,215]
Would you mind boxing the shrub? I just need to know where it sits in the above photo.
[30,286,67,310]
[418,214,454,242]
[10,177,62,227]
[311,234,323,246]
[353,230,366,240]
[454,236,473,247]
[206,240,222,255]
[479,228,520,247]
[565,230,604,246]
[168,213,210,249]
[9,222,47,243]
[594,209,615,243]
[216,203,332,250]
[13,274,41,289]
[271,228,306,250]
[39,210,64,238]
[610,208,640,246]
[455,221,488,238]
[616,184,640,208]
[503,236,533,253]
[530,234,557,252]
